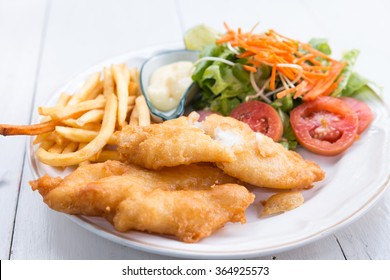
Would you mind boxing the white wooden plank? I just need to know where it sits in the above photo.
[334,193,390,259]
[0,0,48,260]
[252,235,345,260]
[10,0,183,259]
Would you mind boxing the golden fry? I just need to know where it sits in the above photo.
[129,68,140,86]
[103,67,115,97]
[88,82,104,100]
[90,150,121,162]
[48,143,65,154]
[62,142,79,154]
[112,64,129,128]
[57,93,72,107]
[129,106,139,126]
[36,93,117,166]
[38,99,105,120]
[33,132,50,145]
[67,72,101,106]
[76,109,104,126]
[135,95,150,126]
[128,82,139,96]
[128,96,136,106]
[40,140,55,150]
[0,120,60,136]
[55,126,116,145]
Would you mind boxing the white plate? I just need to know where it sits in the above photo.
[28,43,390,259]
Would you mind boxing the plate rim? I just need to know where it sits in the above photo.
[27,42,390,259]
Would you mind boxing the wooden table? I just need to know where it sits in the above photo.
[1,0,389,260]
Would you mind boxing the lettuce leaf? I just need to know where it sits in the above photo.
[341,71,368,96]
[308,38,332,55]
[277,109,297,150]
[191,44,255,115]
[332,49,360,96]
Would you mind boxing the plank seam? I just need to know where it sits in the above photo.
[335,236,347,260]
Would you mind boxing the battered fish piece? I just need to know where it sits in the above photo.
[201,114,325,189]
[114,184,254,243]
[31,160,240,216]
[117,116,235,169]
[30,161,252,242]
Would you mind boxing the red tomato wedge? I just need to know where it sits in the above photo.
[340,97,374,134]
[230,100,283,141]
[290,96,358,156]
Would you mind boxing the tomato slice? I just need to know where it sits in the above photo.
[340,97,374,134]
[290,96,358,156]
[230,100,283,141]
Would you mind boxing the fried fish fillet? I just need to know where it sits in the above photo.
[113,184,254,242]
[117,115,235,169]
[201,114,325,189]
[30,161,252,242]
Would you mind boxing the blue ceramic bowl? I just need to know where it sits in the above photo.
[140,49,199,122]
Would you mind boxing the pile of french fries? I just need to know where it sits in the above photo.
[0,64,151,167]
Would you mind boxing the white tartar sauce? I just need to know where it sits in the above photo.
[147,61,194,112]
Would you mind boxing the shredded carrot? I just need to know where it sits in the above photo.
[270,64,276,91]
[243,65,257,72]
[216,23,346,100]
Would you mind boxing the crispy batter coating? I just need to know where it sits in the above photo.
[117,116,235,169]
[201,114,325,189]
[260,191,304,217]
[30,161,252,242]
[114,184,254,242]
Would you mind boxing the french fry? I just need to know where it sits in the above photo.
[62,142,79,154]
[35,93,117,166]
[82,123,101,131]
[112,64,129,128]
[127,105,134,114]
[103,67,115,98]
[55,126,116,145]
[60,119,101,131]
[52,132,68,146]
[39,93,71,124]
[128,82,139,97]
[78,142,88,150]
[57,93,72,107]
[48,143,66,154]
[67,72,101,106]
[40,139,55,150]
[260,191,304,217]
[90,150,121,162]
[135,95,150,126]
[38,98,105,120]
[128,96,136,106]
[129,68,140,85]
[129,106,139,126]
[33,132,51,145]
[95,94,105,101]
[0,119,61,136]
[88,82,104,100]
[76,109,104,126]
[61,119,79,127]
